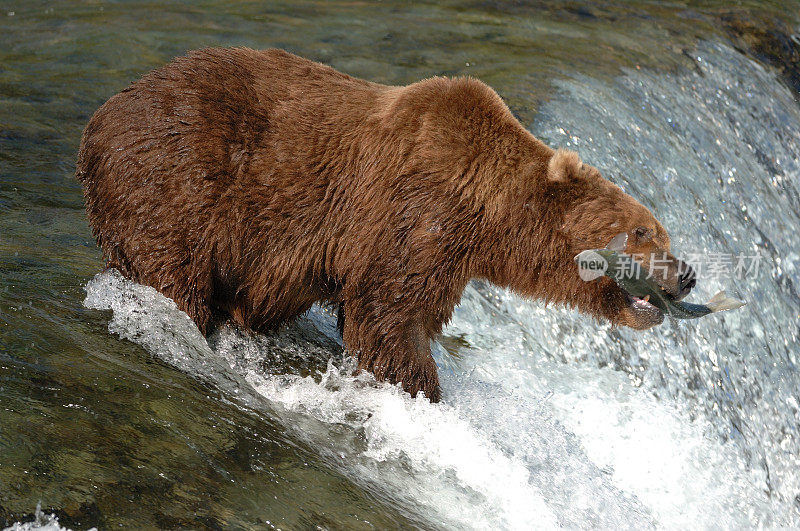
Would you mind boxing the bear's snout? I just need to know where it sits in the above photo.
[644,251,696,301]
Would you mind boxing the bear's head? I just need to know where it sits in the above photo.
[530,149,696,330]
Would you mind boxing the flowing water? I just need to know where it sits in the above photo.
[2,1,800,529]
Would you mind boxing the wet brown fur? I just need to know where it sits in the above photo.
[77,48,685,402]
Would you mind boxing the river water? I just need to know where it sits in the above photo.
[2,1,800,529]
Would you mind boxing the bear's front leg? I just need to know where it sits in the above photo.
[342,308,441,402]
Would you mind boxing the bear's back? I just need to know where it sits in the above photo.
[77,48,375,186]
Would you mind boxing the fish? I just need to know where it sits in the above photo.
[574,233,745,319]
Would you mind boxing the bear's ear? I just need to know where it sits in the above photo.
[546,149,583,182]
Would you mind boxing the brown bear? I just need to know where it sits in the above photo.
[77,48,695,402]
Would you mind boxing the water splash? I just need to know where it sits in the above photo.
[2,503,96,531]
[533,40,800,518]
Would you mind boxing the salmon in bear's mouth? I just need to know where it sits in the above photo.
[575,233,694,327]
[616,252,687,325]
[618,262,688,326]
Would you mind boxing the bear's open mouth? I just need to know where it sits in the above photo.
[623,290,665,325]
[628,293,660,311]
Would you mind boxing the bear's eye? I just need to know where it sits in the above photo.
[633,226,653,242]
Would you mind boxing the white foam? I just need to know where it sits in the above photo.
[87,269,768,528]
[2,503,96,531]
[245,362,557,530]
[83,263,779,529]
[449,282,783,527]
[85,270,558,529]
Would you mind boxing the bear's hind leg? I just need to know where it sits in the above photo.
[172,272,214,335]
[342,305,441,402]
[148,259,215,335]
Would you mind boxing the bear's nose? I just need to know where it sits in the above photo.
[677,262,696,298]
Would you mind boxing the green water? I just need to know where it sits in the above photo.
[1,1,799,528]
